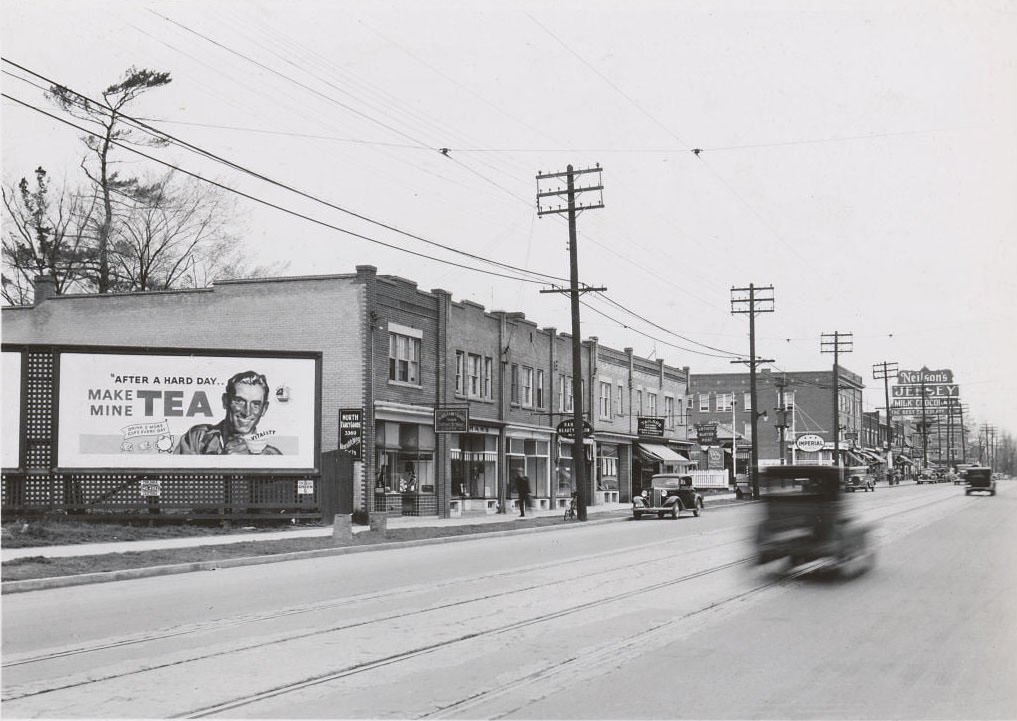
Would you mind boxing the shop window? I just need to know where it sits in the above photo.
[375,422,435,495]
[452,434,498,498]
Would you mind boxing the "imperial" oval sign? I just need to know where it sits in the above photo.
[795,433,825,453]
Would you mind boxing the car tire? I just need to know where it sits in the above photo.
[693,498,703,517]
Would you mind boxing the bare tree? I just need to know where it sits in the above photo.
[2,167,97,305]
[48,67,172,293]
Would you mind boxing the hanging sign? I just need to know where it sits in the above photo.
[556,418,593,440]
[795,433,825,453]
[434,405,469,433]
[637,417,665,437]
[695,423,717,445]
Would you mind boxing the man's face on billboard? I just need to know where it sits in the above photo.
[223,382,268,436]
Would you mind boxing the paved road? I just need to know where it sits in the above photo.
[2,483,1013,719]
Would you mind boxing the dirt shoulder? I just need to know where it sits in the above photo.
[0,515,594,583]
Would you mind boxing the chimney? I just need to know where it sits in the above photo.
[33,275,57,305]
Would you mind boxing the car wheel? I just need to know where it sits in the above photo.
[671,502,680,519]
[693,498,703,517]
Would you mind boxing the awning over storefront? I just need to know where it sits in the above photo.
[844,451,869,466]
[858,449,884,464]
[896,454,915,465]
[638,443,693,465]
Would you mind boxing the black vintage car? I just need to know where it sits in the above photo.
[964,467,996,496]
[754,465,875,577]
[632,474,704,520]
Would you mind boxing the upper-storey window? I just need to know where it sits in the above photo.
[698,393,710,412]
[599,382,612,419]
[717,392,734,412]
[389,329,420,385]
[522,366,534,407]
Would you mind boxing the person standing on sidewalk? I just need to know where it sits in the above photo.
[514,474,531,517]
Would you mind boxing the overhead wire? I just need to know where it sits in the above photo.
[2,60,568,286]
[1,91,550,285]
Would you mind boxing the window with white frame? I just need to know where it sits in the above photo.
[558,374,566,411]
[717,392,734,412]
[600,456,618,477]
[636,390,643,415]
[535,369,544,408]
[698,393,710,412]
[782,390,795,410]
[389,331,420,384]
[483,357,493,399]
[455,351,465,394]
[617,384,624,415]
[522,366,534,407]
[647,392,658,417]
[599,381,612,419]
[566,378,574,412]
[510,364,520,404]
[664,395,675,429]
[468,353,482,396]
[743,392,752,411]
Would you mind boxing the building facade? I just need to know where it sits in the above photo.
[2,267,695,521]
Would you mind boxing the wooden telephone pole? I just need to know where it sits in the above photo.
[731,284,775,499]
[537,164,605,521]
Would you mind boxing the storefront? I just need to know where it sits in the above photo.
[556,437,596,505]
[634,442,693,491]
[374,408,437,516]
[450,423,500,506]
[505,427,552,500]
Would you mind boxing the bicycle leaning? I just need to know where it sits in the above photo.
[563,491,578,520]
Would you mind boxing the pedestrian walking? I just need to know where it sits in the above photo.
[514,474,531,517]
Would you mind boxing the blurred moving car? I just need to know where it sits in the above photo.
[754,465,875,577]
[632,473,703,520]
[965,467,996,496]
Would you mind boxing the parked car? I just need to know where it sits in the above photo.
[633,474,703,520]
[754,465,875,577]
[965,467,996,496]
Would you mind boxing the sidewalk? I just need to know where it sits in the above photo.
[1,502,637,562]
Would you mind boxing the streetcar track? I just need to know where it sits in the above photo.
[178,559,754,718]
[2,527,739,670]
[2,488,961,716]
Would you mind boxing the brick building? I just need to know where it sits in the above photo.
[2,267,694,521]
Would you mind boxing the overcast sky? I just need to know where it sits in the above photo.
[3,0,1015,439]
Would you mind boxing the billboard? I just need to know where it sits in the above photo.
[2,351,22,468]
[57,351,318,470]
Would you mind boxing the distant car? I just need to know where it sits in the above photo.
[916,471,934,485]
[845,473,875,492]
[633,474,703,520]
[965,467,996,496]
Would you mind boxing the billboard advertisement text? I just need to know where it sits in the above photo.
[57,352,318,470]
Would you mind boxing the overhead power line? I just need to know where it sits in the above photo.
[2,60,568,287]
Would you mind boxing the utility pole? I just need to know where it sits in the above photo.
[536,164,605,522]
[774,375,790,465]
[872,361,898,470]
[731,284,775,499]
[820,332,853,466]
[920,377,929,470]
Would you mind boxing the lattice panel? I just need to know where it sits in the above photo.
[24,351,55,470]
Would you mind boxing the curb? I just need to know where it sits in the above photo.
[2,514,629,595]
